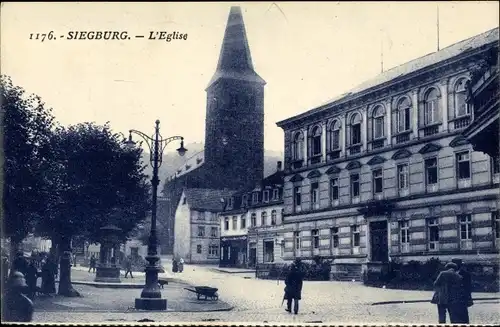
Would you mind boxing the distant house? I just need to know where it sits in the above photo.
[174,188,236,264]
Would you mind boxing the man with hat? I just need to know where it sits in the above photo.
[284,258,305,315]
[452,258,473,323]
[2,271,34,322]
[431,262,463,323]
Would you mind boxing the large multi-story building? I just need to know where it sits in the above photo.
[220,162,285,268]
[276,28,499,280]
[161,6,266,253]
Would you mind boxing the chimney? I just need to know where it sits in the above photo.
[277,161,282,171]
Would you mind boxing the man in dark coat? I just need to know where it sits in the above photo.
[25,261,39,300]
[452,258,473,323]
[2,271,34,322]
[10,252,29,277]
[431,262,463,324]
[284,259,304,315]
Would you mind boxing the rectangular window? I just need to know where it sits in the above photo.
[224,217,229,231]
[459,214,472,249]
[331,130,340,150]
[397,107,411,132]
[232,216,237,230]
[352,225,360,247]
[493,211,500,240]
[311,182,319,209]
[351,174,360,197]
[330,178,339,202]
[352,124,361,145]
[312,229,319,249]
[208,245,218,256]
[373,168,383,194]
[272,189,279,200]
[199,211,206,221]
[242,195,248,207]
[182,197,187,205]
[210,227,217,238]
[197,226,205,237]
[294,186,302,211]
[425,158,438,185]
[399,220,410,253]
[241,216,246,229]
[294,231,301,251]
[263,190,270,203]
[227,197,233,209]
[428,218,439,251]
[374,117,384,139]
[456,152,471,180]
[251,214,256,227]
[252,192,259,204]
[397,164,409,190]
[493,156,500,175]
[196,245,202,254]
[330,227,339,249]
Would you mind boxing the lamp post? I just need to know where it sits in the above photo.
[125,119,187,311]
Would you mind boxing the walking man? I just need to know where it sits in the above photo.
[284,258,304,315]
[88,255,96,273]
[452,258,473,323]
[431,262,463,324]
[124,256,133,278]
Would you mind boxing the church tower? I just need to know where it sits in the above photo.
[204,6,266,190]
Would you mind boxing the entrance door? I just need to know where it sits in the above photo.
[249,247,257,267]
[370,220,389,262]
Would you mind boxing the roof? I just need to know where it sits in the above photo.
[277,27,499,127]
[184,188,237,212]
[168,150,205,181]
[206,6,265,89]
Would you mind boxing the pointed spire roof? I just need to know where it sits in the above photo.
[206,6,266,89]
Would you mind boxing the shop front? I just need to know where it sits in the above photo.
[220,235,248,268]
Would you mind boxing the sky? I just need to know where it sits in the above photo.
[2,1,499,154]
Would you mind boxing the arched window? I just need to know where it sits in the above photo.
[350,113,362,145]
[372,106,385,139]
[396,97,412,132]
[261,211,267,226]
[455,78,469,117]
[424,88,440,125]
[271,210,277,225]
[328,120,341,151]
[292,132,304,160]
[311,126,322,156]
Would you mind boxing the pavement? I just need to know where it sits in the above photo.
[30,258,500,324]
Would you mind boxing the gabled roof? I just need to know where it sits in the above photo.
[277,27,499,128]
[183,188,237,212]
[168,150,205,181]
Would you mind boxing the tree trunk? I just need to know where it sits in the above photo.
[57,236,80,297]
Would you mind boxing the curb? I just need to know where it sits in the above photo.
[60,277,188,289]
[371,297,500,306]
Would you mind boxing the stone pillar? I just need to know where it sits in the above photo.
[341,114,346,154]
[362,108,368,150]
[412,90,419,139]
[303,127,308,163]
[386,98,392,145]
[321,121,327,162]
[439,78,449,132]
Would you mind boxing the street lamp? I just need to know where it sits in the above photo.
[125,119,187,311]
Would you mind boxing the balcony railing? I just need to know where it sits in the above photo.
[309,154,322,165]
[291,159,304,169]
[453,116,471,129]
[371,139,384,150]
[422,125,439,137]
[395,132,411,144]
[327,149,341,161]
[349,144,361,155]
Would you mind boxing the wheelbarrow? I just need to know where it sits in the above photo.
[184,286,219,301]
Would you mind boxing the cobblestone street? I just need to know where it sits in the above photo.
[31,260,500,324]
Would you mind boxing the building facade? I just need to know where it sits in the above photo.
[276,28,499,280]
[220,162,285,268]
[173,188,235,264]
[161,6,266,252]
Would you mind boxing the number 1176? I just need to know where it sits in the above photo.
[30,32,55,42]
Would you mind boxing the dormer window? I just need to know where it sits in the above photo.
[227,197,233,209]
[263,190,270,203]
[252,192,259,204]
[242,195,248,207]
